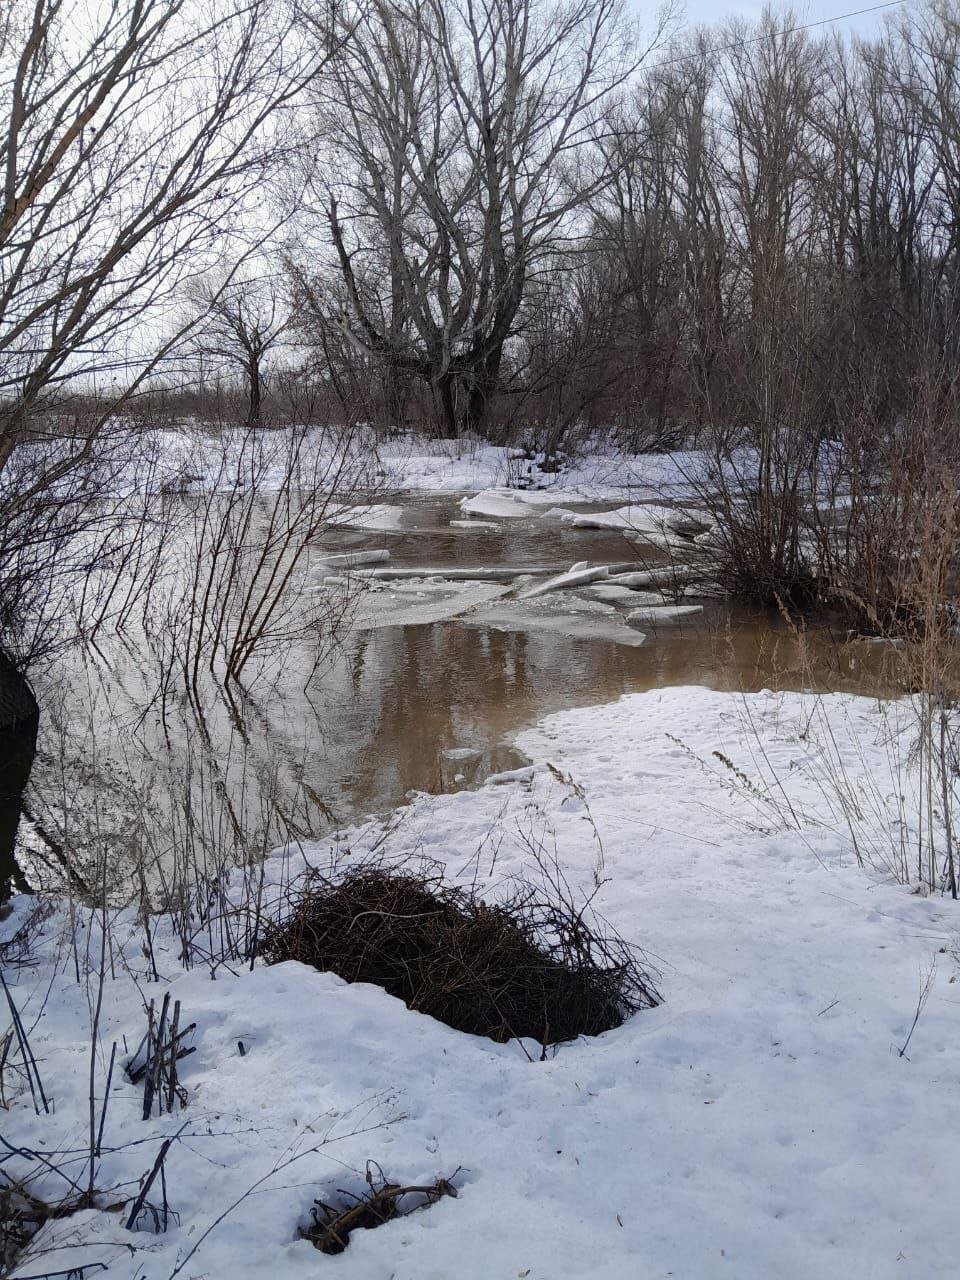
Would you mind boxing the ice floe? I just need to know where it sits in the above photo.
[324,502,410,530]
[625,604,705,629]
[352,579,513,629]
[315,548,391,569]
[562,503,713,538]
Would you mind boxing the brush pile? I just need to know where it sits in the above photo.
[260,860,659,1044]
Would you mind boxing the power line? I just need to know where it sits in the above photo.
[649,1,909,71]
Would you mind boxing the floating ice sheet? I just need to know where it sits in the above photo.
[352,580,513,629]
[625,604,705,629]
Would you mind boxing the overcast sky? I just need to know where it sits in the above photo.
[679,0,904,39]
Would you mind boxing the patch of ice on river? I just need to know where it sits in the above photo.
[324,501,409,530]
[625,603,705,630]
[351,579,513,629]
[315,548,391,569]
[449,519,501,530]
[563,502,712,537]
[468,591,648,646]
[459,487,600,520]
[459,490,533,519]
[468,606,648,646]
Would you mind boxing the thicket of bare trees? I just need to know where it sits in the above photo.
[6,0,960,636]
[280,1,960,619]
[573,4,960,461]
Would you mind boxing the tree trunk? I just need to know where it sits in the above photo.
[248,357,262,428]
[464,346,504,439]
[434,372,458,439]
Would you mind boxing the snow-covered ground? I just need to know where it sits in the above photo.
[103,425,717,501]
[376,437,711,499]
[3,687,958,1279]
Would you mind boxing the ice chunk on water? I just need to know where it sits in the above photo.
[352,580,512,629]
[460,490,533,519]
[563,503,712,537]
[584,584,666,604]
[519,564,610,599]
[625,604,705,629]
[324,503,409,530]
[608,567,700,589]
[316,548,391,569]
[467,592,648,646]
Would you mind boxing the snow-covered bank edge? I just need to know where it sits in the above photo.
[92,423,717,502]
[2,686,959,1279]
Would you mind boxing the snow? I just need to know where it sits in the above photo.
[4,688,960,1277]
[375,438,714,499]
[85,422,737,507]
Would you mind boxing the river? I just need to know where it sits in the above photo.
[10,491,903,894]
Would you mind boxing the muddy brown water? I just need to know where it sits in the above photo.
[17,493,907,884]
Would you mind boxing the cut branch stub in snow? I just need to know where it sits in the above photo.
[302,1164,460,1255]
[125,995,195,1119]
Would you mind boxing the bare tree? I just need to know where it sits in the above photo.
[0,0,323,502]
[186,273,292,426]
[0,0,327,655]
[294,0,660,438]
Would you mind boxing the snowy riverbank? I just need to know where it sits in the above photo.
[3,686,958,1278]
[106,424,718,502]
